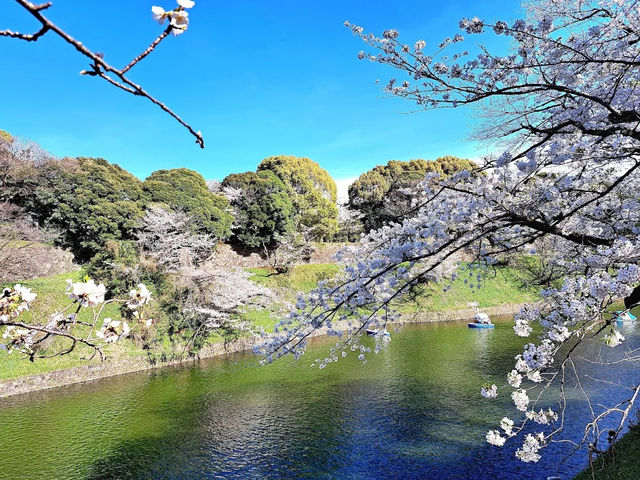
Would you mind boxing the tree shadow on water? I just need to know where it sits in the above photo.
[83,434,186,480]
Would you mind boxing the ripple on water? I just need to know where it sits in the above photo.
[1,317,639,479]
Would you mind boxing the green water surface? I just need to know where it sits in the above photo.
[0,317,637,479]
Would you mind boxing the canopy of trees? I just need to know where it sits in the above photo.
[17,157,148,260]
[348,157,475,231]
[257,155,338,239]
[143,168,233,240]
[222,170,295,248]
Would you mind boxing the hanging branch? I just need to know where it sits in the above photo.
[0,0,205,148]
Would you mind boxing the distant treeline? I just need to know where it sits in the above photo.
[1,130,474,263]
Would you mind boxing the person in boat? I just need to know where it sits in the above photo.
[468,302,491,324]
[475,312,491,324]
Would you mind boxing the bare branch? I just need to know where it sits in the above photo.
[122,27,172,74]
[2,0,204,147]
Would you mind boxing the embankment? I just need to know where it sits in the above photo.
[0,302,530,399]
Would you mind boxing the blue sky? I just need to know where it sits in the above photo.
[1,0,523,191]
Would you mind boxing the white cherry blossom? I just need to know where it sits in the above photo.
[603,329,625,348]
[96,318,130,343]
[511,389,530,412]
[151,6,167,23]
[486,430,506,446]
[66,277,106,307]
[481,384,498,399]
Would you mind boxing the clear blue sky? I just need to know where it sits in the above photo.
[1,0,523,185]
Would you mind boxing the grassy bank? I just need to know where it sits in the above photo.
[248,263,539,312]
[1,271,146,380]
[396,266,539,312]
[248,264,342,297]
[1,262,538,381]
[574,423,640,480]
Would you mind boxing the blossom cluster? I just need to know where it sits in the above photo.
[128,283,154,327]
[486,417,516,447]
[515,433,545,463]
[2,277,155,358]
[480,384,498,399]
[128,284,152,310]
[66,277,106,307]
[1,284,37,322]
[151,0,195,36]
[96,318,131,343]
[2,326,33,355]
[1,285,37,354]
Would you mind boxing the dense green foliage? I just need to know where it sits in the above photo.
[257,155,338,239]
[85,239,168,297]
[222,170,295,248]
[18,157,148,260]
[143,168,233,239]
[348,156,476,231]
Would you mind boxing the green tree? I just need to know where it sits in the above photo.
[143,168,233,239]
[348,157,475,231]
[257,155,338,239]
[222,170,295,248]
[18,157,149,260]
[0,129,12,143]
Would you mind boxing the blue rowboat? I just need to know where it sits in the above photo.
[615,311,637,323]
[469,312,493,328]
[366,328,391,337]
[468,323,494,329]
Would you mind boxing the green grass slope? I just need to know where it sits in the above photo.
[249,263,539,313]
[574,423,640,480]
[1,271,145,380]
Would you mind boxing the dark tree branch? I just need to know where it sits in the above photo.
[625,286,640,310]
[2,0,205,148]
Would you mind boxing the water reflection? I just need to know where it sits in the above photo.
[0,313,639,479]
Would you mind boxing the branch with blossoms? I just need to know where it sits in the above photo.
[481,274,640,462]
[0,0,204,148]
[0,277,154,361]
[258,0,640,466]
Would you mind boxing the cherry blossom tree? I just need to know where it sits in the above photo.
[258,0,640,464]
[263,229,314,274]
[137,205,216,272]
[336,203,364,242]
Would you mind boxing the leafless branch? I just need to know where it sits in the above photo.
[1,0,205,148]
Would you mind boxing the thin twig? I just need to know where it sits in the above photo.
[122,27,172,74]
[2,0,204,148]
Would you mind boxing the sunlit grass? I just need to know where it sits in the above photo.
[248,263,539,314]
[0,270,145,380]
[396,266,539,313]
[235,307,279,333]
[248,264,342,297]
[574,420,640,480]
